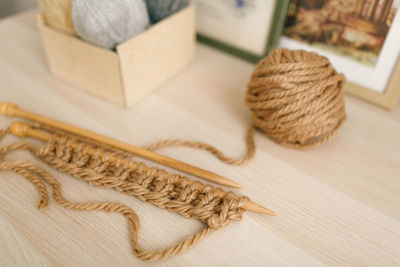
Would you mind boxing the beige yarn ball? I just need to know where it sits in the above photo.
[246,48,347,150]
[38,0,76,35]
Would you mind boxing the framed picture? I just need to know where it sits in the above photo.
[280,0,400,110]
[194,0,291,63]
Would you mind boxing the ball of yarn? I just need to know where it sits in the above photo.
[145,0,189,23]
[72,0,150,49]
[245,48,346,149]
[38,0,76,35]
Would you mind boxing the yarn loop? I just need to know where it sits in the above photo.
[246,48,346,149]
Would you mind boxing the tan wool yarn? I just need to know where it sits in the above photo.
[246,48,347,150]
[38,0,76,35]
[0,126,247,262]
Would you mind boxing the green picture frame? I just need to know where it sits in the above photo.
[196,0,291,63]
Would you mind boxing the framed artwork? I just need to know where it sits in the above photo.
[194,0,291,63]
[280,0,400,110]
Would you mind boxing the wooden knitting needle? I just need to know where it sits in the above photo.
[8,121,275,215]
[0,102,242,189]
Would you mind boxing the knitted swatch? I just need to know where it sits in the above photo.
[0,126,247,261]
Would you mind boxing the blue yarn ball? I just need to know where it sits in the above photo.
[145,0,189,23]
[72,0,150,49]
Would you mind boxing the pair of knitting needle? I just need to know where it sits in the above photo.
[0,102,275,215]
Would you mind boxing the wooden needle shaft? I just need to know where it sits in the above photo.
[8,121,275,215]
[0,102,241,188]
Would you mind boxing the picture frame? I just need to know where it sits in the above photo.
[194,0,291,63]
[280,0,400,110]
[345,56,400,109]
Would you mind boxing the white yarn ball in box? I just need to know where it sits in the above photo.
[146,0,189,23]
[72,0,150,50]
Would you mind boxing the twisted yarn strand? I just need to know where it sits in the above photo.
[145,126,256,166]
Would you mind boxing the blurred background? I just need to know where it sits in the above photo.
[0,0,37,19]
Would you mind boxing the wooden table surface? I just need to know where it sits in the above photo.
[1,10,400,267]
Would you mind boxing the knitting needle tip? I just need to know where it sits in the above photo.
[243,201,276,216]
[218,178,242,189]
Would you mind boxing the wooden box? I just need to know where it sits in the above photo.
[37,6,196,107]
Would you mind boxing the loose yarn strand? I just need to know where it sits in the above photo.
[144,126,256,166]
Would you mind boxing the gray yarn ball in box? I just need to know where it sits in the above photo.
[72,0,150,50]
[146,0,189,23]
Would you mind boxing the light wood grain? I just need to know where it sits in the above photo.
[1,10,400,267]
